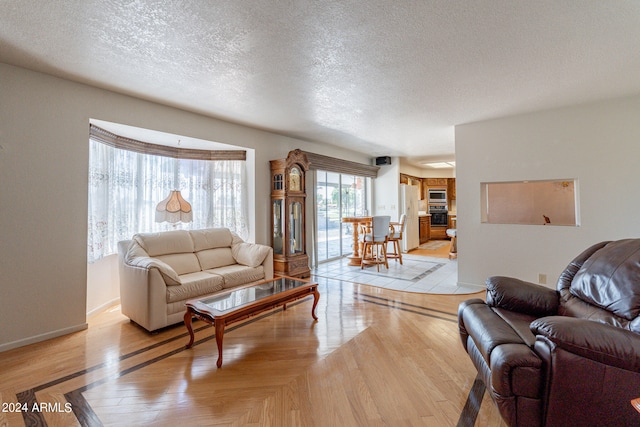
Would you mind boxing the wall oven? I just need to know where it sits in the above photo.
[428,189,447,204]
[429,205,448,226]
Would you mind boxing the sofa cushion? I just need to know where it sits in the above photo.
[196,247,236,270]
[232,242,271,268]
[134,230,194,256]
[166,271,224,303]
[190,228,234,251]
[206,264,265,289]
[156,253,201,276]
[570,239,640,320]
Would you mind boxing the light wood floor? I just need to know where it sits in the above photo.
[0,257,507,426]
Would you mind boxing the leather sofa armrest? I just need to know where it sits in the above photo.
[457,298,485,350]
[124,254,181,285]
[486,276,559,317]
[531,316,640,372]
[121,239,181,285]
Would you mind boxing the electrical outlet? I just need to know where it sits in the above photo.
[538,274,547,285]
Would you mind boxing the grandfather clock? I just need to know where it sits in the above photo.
[270,149,310,278]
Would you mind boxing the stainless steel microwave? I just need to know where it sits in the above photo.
[428,189,447,203]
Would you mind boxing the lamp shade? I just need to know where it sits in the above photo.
[155,190,193,223]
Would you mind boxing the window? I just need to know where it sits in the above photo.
[315,171,369,262]
[87,135,248,263]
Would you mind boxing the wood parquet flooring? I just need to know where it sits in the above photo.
[0,276,507,427]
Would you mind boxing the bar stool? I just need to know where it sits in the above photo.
[360,216,391,271]
[446,228,457,259]
[387,214,406,264]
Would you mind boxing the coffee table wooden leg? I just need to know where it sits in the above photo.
[215,321,225,368]
[184,309,195,349]
[311,288,320,321]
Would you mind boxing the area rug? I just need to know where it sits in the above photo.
[419,240,450,250]
[312,254,484,295]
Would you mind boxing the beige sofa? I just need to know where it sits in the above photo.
[118,228,273,332]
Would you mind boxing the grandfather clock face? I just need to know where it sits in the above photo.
[289,166,301,191]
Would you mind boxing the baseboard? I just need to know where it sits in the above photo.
[0,323,88,353]
[455,281,486,293]
[87,297,120,318]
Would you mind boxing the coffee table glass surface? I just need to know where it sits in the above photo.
[197,277,310,313]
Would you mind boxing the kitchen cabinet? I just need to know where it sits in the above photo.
[448,178,456,199]
[430,226,447,240]
[419,216,430,244]
[426,178,448,186]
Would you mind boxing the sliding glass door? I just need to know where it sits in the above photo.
[316,171,369,263]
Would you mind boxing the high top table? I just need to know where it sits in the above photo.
[341,216,372,266]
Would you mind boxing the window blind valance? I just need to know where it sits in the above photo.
[89,124,246,161]
[301,150,379,178]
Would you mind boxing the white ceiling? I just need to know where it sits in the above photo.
[2,1,640,167]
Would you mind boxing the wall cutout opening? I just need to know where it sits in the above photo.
[481,179,579,226]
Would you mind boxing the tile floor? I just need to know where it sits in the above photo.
[312,253,485,295]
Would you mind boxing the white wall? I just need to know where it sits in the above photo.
[87,255,120,316]
[373,158,400,218]
[455,95,640,288]
[0,63,372,351]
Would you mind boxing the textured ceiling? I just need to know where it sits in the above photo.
[2,1,640,167]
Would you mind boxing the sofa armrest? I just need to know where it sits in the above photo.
[531,316,640,372]
[262,247,274,280]
[486,276,559,317]
[125,256,181,285]
[121,239,181,285]
[117,241,174,331]
[457,298,486,350]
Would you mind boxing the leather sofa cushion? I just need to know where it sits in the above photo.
[460,302,533,363]
[207,265,266,289]
[570,239,640,320]
[156,253,201,275]
[197,248,236,270]
[190,228,234,251]
[493,308,538,347]
[166,271,224,303]
[134,230,194,256]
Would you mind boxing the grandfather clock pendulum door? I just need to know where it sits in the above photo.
[270,149,310,278]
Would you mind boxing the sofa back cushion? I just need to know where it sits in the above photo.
[134,230,194,256]
[133,230,200,275]
[155,253,201,276]
[569,239,640,321]
[190,228,234,251]
[197,248,236,270]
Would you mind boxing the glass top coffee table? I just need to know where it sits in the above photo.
[184,276,319,368]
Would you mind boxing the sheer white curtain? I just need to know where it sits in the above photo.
[88,138,248,263]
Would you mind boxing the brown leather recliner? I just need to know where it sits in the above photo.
[458,239,640,426]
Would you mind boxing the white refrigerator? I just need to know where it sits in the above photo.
[400,184,419,252]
